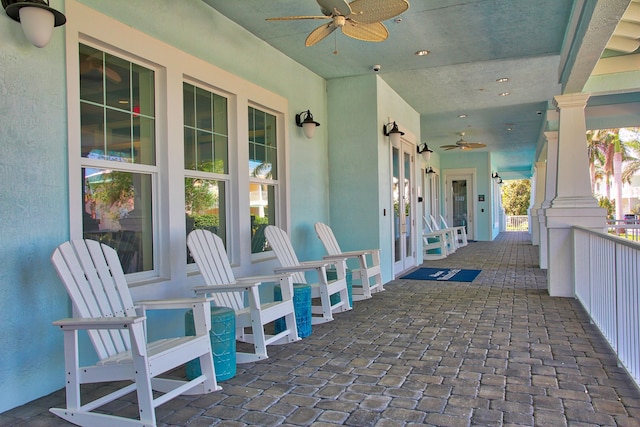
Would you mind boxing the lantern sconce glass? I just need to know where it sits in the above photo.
[2,0,66,48]
[383,121,404,145]
[417,142,433,161]
[295,109,320,139]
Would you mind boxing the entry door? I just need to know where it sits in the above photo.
[392,141,416,275]
[445,173,474,240]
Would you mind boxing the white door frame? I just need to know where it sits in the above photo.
[390,129,417,276]
[443,168,477,241]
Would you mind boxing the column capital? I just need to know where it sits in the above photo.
[543,130,558,142]
[553,93,590,109]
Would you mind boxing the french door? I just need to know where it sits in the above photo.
[445,171,475,241]
[392,140,416,275]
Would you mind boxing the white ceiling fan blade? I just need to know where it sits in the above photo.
[306,22,339,46]
[342,21,388,42]
[348,0,409,24]
[266,16,330,21]
[317,0,352,16]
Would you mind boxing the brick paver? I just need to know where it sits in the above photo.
[2,232,640,426]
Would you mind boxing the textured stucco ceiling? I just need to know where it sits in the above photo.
[202,0,637,175]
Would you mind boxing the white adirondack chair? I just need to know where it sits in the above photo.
[50,239,220,427]
[440,214,468,247]
[314,222,384,301]
[430,214,458,254]
[264,225,351,324]
[187,229,299,363]
[422,217,449,260]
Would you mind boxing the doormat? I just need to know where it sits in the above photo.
[401,267,481,282]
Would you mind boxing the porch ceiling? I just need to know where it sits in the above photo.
[202,0,639,176]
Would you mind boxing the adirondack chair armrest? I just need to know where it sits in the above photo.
[53,316,145,330]
[324,250,374,259]
[234,273,292,285]
[273,260,336,274]
[135,297,211,311]
[193,283,258,297]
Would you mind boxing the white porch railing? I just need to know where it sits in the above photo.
[506,215,528,231]
[573,226,640,389]
[606,219,640,242]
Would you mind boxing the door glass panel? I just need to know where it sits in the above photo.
[392,147,401,262]
[452,179,468,231]
[404,151,412,258]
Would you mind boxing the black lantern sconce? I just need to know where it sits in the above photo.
[295,110,320,139]
[382,121,404,145]
[2,0,66,48]
[417,142,433,161]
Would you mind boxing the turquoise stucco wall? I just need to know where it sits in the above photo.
[0,0,70,411]
[0,0,331,412]
[326,75,420,283]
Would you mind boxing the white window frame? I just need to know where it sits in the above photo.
[65,0,290,292]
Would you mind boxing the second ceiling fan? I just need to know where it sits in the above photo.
[440,133,487,151]
[266,0,410,47]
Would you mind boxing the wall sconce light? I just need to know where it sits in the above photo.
[426,166,435,174]
[492,172,501,180]
[498,178,503,184]
[382,121,404,145]
[295,110,320,139]
[2,0,66,48]
[417,142,433,161]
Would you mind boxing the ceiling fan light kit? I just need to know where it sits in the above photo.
[266,0,410,47]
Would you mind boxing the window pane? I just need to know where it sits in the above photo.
[82,168,153,274]
[105,54,131,110]
[79,44,156,166]
[196,87,213,131]
[79,44,104,105]
[184,127,196,170]
[250,184,275,254]
[132,62,155,117]
[248,107,277,179]
[133,115,156,166]
[80,102,104,158]
[183,83,195,127]
[183,83,228,172]
[185,178,226,263]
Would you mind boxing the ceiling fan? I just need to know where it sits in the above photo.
[440,133,487,151]
[266,0,410,47]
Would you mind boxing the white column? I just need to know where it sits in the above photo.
[538,130,557,269]
[544,93,606,297]
[529,161,546,246]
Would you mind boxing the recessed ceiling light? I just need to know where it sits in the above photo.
[458,114,467,118]
[499,92,510,96]
[507,128,513,131]
[118,99,129,105]
[496,77,509,83]
[415,50,430,56]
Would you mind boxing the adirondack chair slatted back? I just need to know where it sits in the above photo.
[51,240,136,361]
[430,215,441,231]
[264,226,307,283]
[187,229,245,310]
[314,222,342,256]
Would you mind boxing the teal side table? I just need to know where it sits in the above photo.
[327,268,353,307]
[185,306,236,382]
[274,283,312,338]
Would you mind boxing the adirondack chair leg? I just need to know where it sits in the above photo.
[247,286,268,360]
[312,266,334,324]
[130,323,156,426]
